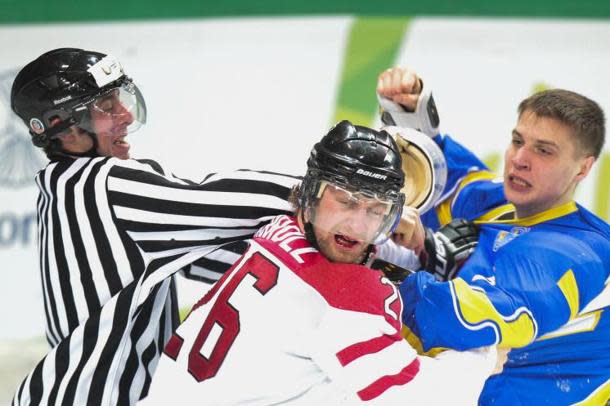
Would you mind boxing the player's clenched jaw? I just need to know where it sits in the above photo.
[503,110,594,218]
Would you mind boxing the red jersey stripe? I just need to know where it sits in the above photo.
[357,357,421,401]
[336,333,398,366]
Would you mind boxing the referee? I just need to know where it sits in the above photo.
[10,48,299,405]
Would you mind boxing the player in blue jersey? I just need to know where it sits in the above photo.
[377,67,610,405]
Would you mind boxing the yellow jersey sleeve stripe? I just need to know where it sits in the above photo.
[537,310,602,341]
[451,278,537,348]
[558,269,580,320]
[436,198,453,226]
[401,325,447,357]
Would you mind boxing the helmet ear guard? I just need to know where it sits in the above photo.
[381,126,447,214]
[31,133,49,148]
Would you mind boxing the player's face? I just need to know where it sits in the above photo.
[312,184,388,264]
[503,110,594,218]
[90,89,135,159]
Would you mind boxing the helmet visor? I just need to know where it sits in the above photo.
[304,180,403,249]
[76,80,147,137]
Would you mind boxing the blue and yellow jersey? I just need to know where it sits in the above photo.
[404,135,610,405]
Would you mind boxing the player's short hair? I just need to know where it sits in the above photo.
[288,184,302,210]
[518,89,606,159]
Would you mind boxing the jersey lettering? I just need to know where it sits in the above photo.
[256,216,317,263]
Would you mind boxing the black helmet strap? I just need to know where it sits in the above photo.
[302,213,320,252]
[40,116,78,140]
[33,119,100,159]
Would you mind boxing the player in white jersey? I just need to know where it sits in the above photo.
[142,120,503,405]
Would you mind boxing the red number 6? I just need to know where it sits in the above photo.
[186,252,279,382]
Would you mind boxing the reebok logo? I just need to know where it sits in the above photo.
[356,169,387,180]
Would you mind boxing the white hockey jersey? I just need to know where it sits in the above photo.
[142,215,496,405]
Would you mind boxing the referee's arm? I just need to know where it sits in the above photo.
[108,163,297,251]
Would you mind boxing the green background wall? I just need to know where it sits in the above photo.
[1,0,610,24]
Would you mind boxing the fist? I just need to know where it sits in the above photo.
[377,67,423,111]
[392,206,425,255]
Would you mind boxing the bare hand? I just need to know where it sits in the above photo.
[392,206,425,254]
[377,67,422,111]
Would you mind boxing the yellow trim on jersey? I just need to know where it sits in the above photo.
[475,203,515,222]
[558,269,580,320]
[401,325,424,353]
[435,170,497,226]
[401,325,447,357]
[452,278,536,348]
[572,378,610,405]
[436,199,453,226]
[537,310,602,341]
[477,201,578,227]
[460,170,498,185]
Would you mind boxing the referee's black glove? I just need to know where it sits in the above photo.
[419,219,479,281]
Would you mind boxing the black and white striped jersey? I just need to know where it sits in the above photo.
[13,156,299,405]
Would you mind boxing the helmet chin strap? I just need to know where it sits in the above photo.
[300,210,374,266]
[301,210,321,252]
[361,244,375,266]
[63,130,101,158]
[44,118,101,159]
[45,133,99,161]
[55,132,99,159]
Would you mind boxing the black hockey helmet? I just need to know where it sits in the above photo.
[300,120,406,246]
[305,120,405,195]
[11,47,146,149]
